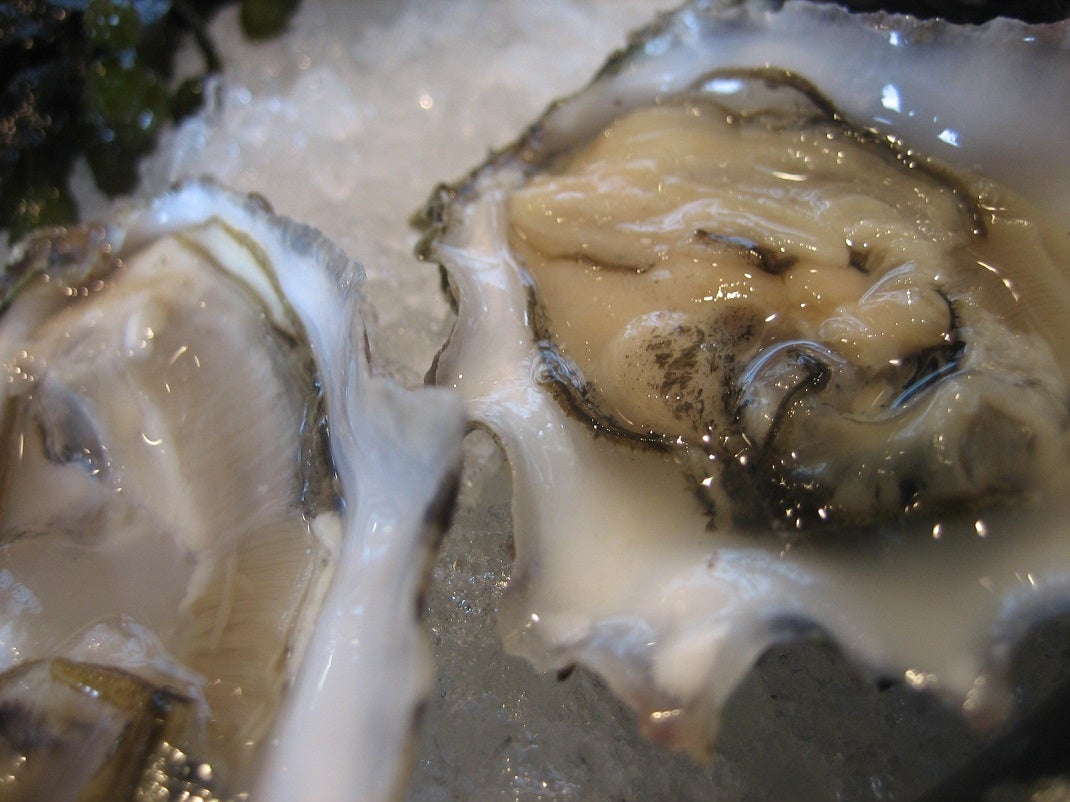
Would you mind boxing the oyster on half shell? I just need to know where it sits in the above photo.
[0,179,464,801]
[419,0,1070,757]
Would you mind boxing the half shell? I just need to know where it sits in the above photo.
[420,0,1070,757]
[0,179,465,800]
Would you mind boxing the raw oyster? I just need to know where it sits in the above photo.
[0,179,464,800]
[419,0,1070,759]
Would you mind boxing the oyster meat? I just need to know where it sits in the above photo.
[420,0,1070,756]
[0,179,464,800]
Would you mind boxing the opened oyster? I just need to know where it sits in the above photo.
[420,0,1070,757]
[0,179,464,800]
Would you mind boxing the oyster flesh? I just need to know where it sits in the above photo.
[0,179,464,800]
[420,0,1070,757]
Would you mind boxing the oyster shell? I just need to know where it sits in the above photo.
[420,0,1070,758]
[0,179,464,800]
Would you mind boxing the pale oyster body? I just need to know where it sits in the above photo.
[421,0,1070,757]
[0,179,464,800]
